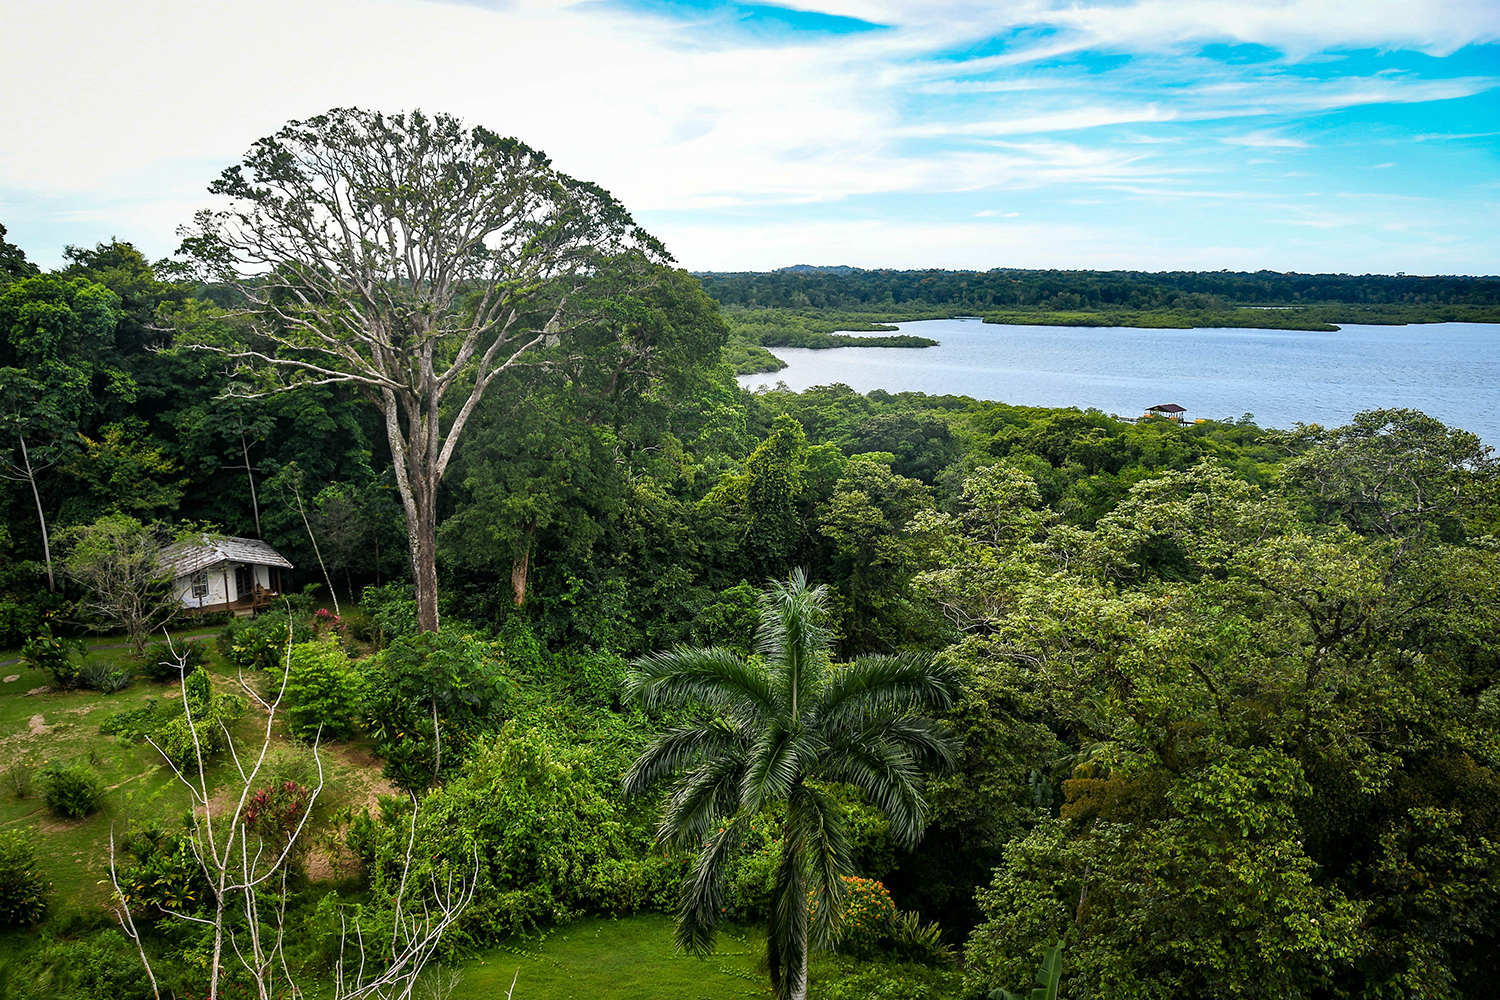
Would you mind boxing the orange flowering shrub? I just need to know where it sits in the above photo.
[808,875,899,957]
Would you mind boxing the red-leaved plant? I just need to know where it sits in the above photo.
[242,780,311,845]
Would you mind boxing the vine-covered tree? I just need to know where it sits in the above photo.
[177,107,671,630]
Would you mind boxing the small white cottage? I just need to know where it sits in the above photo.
[165,536,293,615]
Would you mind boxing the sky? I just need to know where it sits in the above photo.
[2,0,1498,275]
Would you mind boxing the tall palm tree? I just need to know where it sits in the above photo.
[623,569,960,1000]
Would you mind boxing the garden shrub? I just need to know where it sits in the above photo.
[824,876,901,958]
[135,636,209,681]
[0,829,50,926]
[887,910,955,966]
[359,583,420,643]
[283,637,361,741]
[351,724,625,943]
[78,660,133,693]
[21,627,86,689]
[243,779,313,847]
[219,609,313,671]
[39,760,105,818]
[361,630,509,789]
[116,821,210,917]
[339,607,376,644]
[143,667,247,766]
[100,698,176,742]
[3,761,34,799]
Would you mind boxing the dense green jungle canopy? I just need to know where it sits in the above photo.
[1,227,1497,1000]
[697,265,1500,311]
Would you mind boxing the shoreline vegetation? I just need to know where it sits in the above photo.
[704,267,1500,374]
[723,306,951,374]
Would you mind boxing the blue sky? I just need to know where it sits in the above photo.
[2,0,1497,273]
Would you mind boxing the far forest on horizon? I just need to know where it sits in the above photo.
[697,266,1500,372]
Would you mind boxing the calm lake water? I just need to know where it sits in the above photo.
[738,318,1500,445]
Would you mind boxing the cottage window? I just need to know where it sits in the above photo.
[191,569,210,599]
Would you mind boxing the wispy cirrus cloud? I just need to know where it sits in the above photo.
[0,0,1496,272]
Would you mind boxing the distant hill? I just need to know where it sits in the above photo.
[776,264,862,275]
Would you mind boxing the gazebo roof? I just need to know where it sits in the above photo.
[165,536,293,577]
[1147,403,1187,414]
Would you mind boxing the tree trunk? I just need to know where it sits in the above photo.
[383,389,442,633]
[790,949,808,1000]
[19,434,54,591]
[511,519,536,606]
[413,487,441,632]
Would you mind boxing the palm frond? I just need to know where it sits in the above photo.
[658,752,749,852]
[794,782,850,953]
[676,816,747,957]
[767,802,811,1000]
[756,568,833,716]
[623,719,747,799]
[624,645,777,719]
[826,715,958,775]
[738,721,809,817]
[817,653,963,725]
[817,737,927,848]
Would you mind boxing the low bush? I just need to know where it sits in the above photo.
[3,761,34,799]
[243,779,314,846]
[104,668,245,766]
[0,829,50,926]
[20,627,86,689]
[358,582,423,643]
[100,699,176,742]
[135,636,210,681]
[219,609,313,671]
[0,925,156,998]
[826,876,900,958]
[78,660,133,693]
[116,821,211,917]
[283,637,361,741]
[39,760,105,818]
[352,725,628,943]
[339,607,377,644]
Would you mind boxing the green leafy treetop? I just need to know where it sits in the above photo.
[623,569,961,1000]
[175,107,671,631]
[0,222,39,280]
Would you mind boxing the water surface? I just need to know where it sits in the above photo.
[739,318,1500,444]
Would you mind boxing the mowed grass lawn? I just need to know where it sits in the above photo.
[455,915,770,1000]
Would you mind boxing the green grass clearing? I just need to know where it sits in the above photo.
[0,624,394,909]
[453,915,769,1000]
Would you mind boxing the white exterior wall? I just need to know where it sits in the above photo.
[174,559,232,609]
[173,561,276,608]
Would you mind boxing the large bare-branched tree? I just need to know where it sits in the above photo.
[177,107,670,630]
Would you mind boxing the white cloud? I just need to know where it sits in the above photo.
[0,0,1496,269]
[1223,130,1309,148]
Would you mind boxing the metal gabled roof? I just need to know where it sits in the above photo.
[165,535,294,577]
